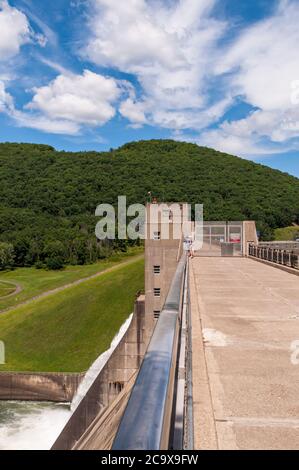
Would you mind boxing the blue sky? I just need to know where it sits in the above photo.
[0,0,299,177]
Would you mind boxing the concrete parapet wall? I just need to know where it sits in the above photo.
[0,372,84,402]
[74,373,138,450]
[243,221,258,255]
[52,295,146,450]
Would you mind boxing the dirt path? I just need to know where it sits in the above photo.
[0,281,22,299]
[0,254,144,315]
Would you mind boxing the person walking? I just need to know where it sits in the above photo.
[188,239,194,259]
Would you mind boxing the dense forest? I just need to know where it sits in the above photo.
[0,139,298,269]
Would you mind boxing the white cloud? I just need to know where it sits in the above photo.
[36,56,71,76]
[216,1,299,112]
[195,0,299,156]
[0,0,31,60]
[83,0,299,156]
[13,110,80,135]
[2,0,299,155]
[26,70,121,126]
[86,0,185,71]
[0,80,13,112]
[0,79,80,134]
[167,0,299,158]
[119,98,148,127]
[195,109,299,158]
[0,70,127,135]
[85,0,226,130]
[21,4,57,47]
[197,129,283,158]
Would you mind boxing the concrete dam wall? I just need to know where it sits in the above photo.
[52,295,146,450]
[0,372,84,402]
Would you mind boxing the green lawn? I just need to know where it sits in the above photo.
[0,247,143,311]
[0,257,144,373]
[274,226,299,241]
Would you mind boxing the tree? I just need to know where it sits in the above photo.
[0,243,15,270]
[43,241,65,270]
[43,241,66,261]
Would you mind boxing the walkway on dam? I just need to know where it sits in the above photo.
[190,257,299,450]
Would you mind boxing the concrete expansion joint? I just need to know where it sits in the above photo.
[215,416,299,429]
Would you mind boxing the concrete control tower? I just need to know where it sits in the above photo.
[144,202,188,343]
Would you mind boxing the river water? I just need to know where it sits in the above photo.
[0,313,133,450]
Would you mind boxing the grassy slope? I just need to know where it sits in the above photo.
[0,247,143,311]
[0,257,144,373]
[274,226,299,241]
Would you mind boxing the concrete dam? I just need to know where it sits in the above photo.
[47,203,299,450]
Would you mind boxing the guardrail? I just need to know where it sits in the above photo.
[249,244,299,270]
[112,254,188,450]
[258,241,299,253]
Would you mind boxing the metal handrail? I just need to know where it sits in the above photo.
[112,254,187,450]
[184,261,194,450]
[249,244,299,270]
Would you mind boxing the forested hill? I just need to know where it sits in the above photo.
[0,140,298,268]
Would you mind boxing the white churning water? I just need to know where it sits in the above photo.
[0,401,71,450]
[71,313,133,412]
[0,313,133,450]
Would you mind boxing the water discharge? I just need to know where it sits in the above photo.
[0,401,71,450]
[0,313,133,450]
[71,313,133,412]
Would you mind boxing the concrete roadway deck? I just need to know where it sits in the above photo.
[190,257,299,450]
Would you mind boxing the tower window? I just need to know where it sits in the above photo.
[154,310,161,319]
[154,288,161,297]
[153,265,161,274]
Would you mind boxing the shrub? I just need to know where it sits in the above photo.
[46,257,64,270]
